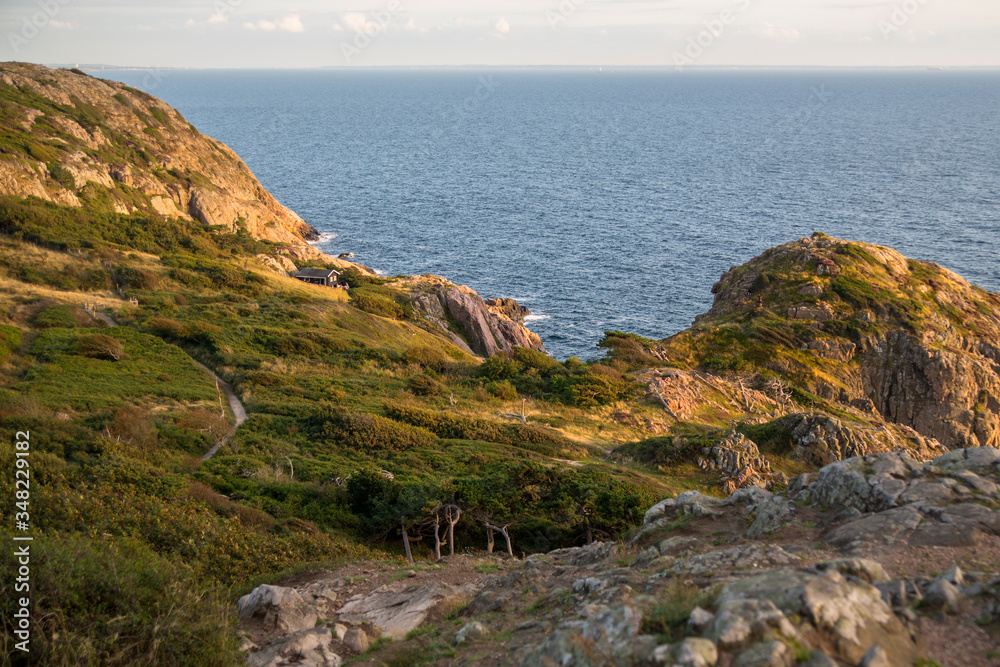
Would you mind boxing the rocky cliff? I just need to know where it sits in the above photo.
[403,275,545,358]
[0,62,326,259]
[671,233,1000,451]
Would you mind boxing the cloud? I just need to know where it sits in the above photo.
[755,22,801,41]
[49,20,72,30]
[242,16,303,33]
[343,12,384,35]
[495,17,510,34]
[277,15,304,33]
[403,17,428,34]
[207,12,228,25]
[244,20,277,31]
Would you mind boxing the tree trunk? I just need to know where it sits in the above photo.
[500,525,514,558]
[432,512,442,562]
[486,528,494,555]
[585,521,593,545]
[402,523,413,564]
[445,505,461,557]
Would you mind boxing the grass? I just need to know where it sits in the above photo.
[18,327,218,410]
[641,578,715,644]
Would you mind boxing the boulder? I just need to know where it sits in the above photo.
[336,582,475,641]
[237,585,318,634]
[521,603,656,667]
[453,621,488,645]
[673,637,719,666]
[247,627,341,667]
[718,567,919,665]
[342,627,369,654]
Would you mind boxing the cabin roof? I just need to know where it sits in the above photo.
[294,268,340,278]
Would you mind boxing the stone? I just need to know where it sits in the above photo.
[522,603,655,667]
[924,579,962,613]
[573,577,607,595]
[336,582,476,640]
[247,627,341,667]
[732,640,792,667]
[746,495,794,540]
[674,637,719,667]
[686,606,716,634]
[800,650,837,667]
[668,543,798,578]
[950,470,1000,495]
[453,621,488,645]
[237,585,318,634]
[935,565,965,588]
[858,644,890,667]
[787,304,835,321]
[332,623,348,641]
[632,547,663,570]
[718,567,919,665]
[809,558,889,584]
[824,505,923,550]
[644,498,678,525]
[659,536,700,557]
[675,490,726,517]
[707,598,799,649]
[343,627,369,654]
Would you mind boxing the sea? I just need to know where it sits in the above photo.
[97,68,1000,360]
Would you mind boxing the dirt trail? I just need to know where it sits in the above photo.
[96,311,246,460]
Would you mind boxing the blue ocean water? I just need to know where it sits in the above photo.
[99,69,1000,360]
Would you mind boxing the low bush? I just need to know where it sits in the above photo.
[0,532,240,666]
[34,304,78,329]
[309,407,436,452]
[350,293,404,319]
[408,373,443,396]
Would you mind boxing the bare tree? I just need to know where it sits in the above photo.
[401,521,414,563]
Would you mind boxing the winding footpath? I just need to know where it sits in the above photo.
[95,312,246,461]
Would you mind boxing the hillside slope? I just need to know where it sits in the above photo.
[0,62,325,259]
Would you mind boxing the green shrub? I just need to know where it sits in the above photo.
[47,161,76,190]
[310,408,436,452]
[115,267,159,290]
[408,373,443,396]
[512,346,561,372]
[274,335,320,357]
[569,373,635,407]
[402,345,448,369]
[34,304,78,328]
[0,532,240,666]
[488,379,518,400]
[148,316,188,339]
[351,293,404,319]
[0,324,20,360]
[476,353,524,381]
[384,403,579,456]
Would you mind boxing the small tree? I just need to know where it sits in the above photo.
[77,334,125,361]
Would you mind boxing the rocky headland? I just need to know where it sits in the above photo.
[2,63,1000,667]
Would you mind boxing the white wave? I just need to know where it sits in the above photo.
[524,314,550,323]
[308,232,338,246]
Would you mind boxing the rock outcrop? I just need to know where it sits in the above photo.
[686,234,1000,452]
[0,62,327,260]
[407,278,544,357]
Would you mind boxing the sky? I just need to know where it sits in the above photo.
[1,0,998,68]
